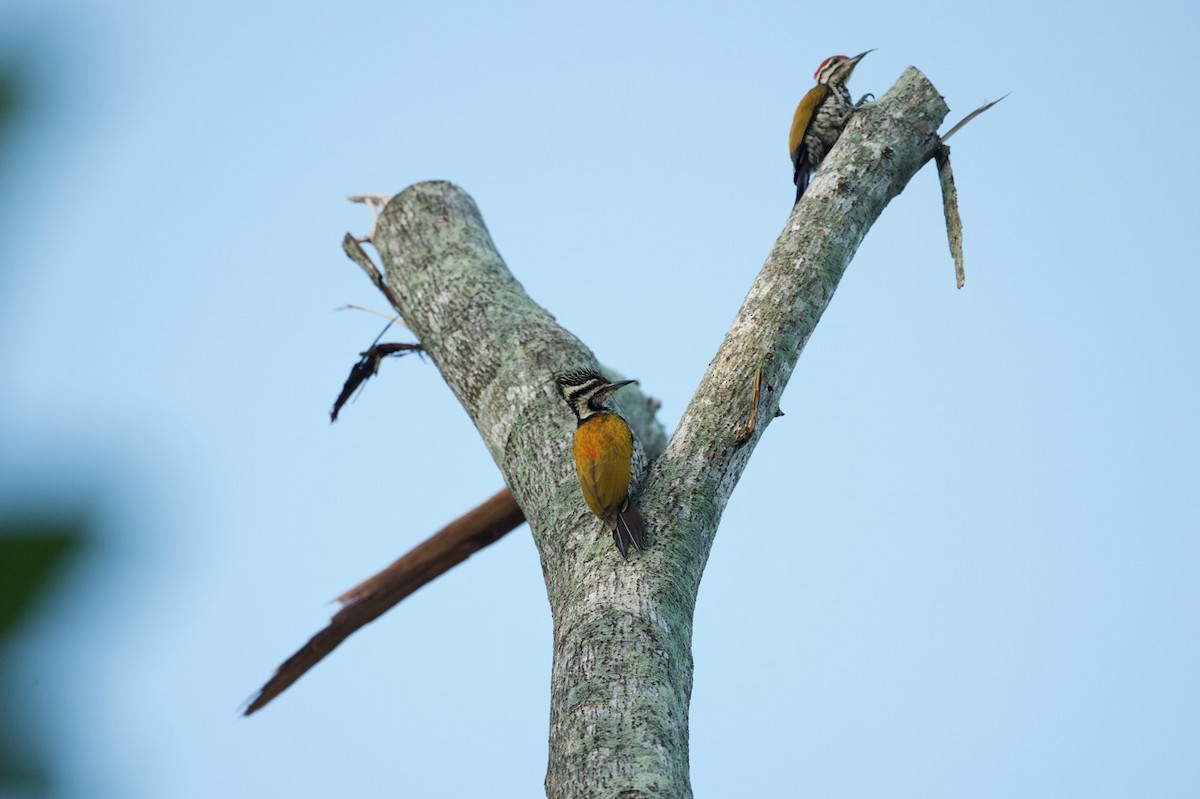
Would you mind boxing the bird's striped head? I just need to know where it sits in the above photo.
[814,49,873,85]
[555,369,637,423]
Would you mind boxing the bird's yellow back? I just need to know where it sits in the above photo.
[790,83,828,167]
[572,412,634,521]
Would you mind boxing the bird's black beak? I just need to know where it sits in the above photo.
[597,379,637,401]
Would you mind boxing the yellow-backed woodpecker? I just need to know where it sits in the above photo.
[789,50,873,204]
[555,369,647,559]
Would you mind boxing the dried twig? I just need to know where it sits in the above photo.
[330,337,423,422]
[941,94,1008,143]
[935,146,966,289]
[931,94,1006,288]
[337,303,406,325]
[342,233,405,316]
[347,193,394,243]
[243,488,526,715]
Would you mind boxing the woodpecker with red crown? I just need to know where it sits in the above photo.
[789,50,874,204]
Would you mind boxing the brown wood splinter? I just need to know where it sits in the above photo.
[734,368,766,445]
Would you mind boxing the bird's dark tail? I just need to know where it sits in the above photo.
[794,172,809,205]
[612,498,647,559]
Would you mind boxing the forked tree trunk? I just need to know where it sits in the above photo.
[369,67,948,799]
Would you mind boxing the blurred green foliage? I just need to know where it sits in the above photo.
[0,59,86,799]
[0,68,15,119]
[0,62,21,156]
[0,522,83,637]
[0,519,85,796]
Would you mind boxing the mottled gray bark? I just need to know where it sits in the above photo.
[369,67,948,798]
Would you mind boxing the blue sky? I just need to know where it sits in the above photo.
[2,0,1198,796]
